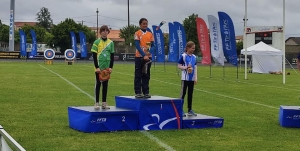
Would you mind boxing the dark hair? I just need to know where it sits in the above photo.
[139,18,148,25]
[100,25,110,33]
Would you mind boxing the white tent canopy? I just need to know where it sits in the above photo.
[241,41,283,74]
[241,41,282,55]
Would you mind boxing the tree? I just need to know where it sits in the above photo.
[236,41,243,55]
[1,28,17,45]
[79,25,97,45]
[48,18,96,53]
[119,24,140,46]
[0,24,19,43]
[19,24,47,43]
[183,13,200,55]
[43,32,54,45]
[36,7,53,30]
[0,24,9,42]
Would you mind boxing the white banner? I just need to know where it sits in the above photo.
[26,43,62,52]
[207,15,225,66]
[246,26,283,33]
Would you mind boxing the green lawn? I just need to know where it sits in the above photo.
[1,61,300,151]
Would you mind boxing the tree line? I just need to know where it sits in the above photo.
[0,7,96,53]
[0,8,242,55]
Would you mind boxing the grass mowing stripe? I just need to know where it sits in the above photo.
[83,64,298,93]
[39,64,94,100]
[39,64,176,151]
[113,71,278,110]
[201,76,300,92]
[140,131,176,151]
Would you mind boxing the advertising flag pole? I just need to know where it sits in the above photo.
[244,0,248,80]
[282,0,286,84]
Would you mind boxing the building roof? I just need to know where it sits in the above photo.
[285,37,300,45]
[89,27,124,42]
[236,35,243,40]
[108,30,124,42]
[108,30,122,39]
[14,22,37,27]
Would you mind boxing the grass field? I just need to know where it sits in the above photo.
[1,60,300,151]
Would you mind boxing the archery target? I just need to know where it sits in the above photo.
[44,49,55,59]
[65,49,76,60]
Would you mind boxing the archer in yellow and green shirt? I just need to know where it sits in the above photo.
[91,25,115,110]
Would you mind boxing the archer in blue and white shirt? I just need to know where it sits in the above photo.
[177,41,198,116]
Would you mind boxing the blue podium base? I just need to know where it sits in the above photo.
[68,106,139,132]
[116,96,183,130]
[182,114,224,129]
[279,106,300,128]
[68,96,225,132]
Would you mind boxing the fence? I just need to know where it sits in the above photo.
[0,125,26,151]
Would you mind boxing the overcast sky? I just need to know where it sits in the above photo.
[1,0,300,37]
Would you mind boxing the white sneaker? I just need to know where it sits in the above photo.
[102,102,110,109]
[94,102,100,110]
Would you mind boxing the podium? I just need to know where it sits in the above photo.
[116,96,183,130]
[182,114,224,129]
[68,106,139,132]
[279,106,300,128]
[68,96,224,132]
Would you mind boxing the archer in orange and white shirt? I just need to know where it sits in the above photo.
[134,24,154,59]
[134,18,154,99]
